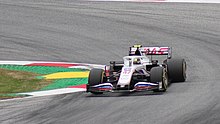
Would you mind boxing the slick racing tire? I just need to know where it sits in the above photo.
[167,58,186,83]
[150,67,168,92]
[87,68,104,94]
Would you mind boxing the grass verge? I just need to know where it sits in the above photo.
[0,68,52,99]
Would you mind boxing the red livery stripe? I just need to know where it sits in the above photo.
[26,63,81,68]
[69,84,87,89]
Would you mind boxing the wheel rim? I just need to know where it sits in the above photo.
[162,69,168,90]
[182,61,187,80]
[101,71,104,83]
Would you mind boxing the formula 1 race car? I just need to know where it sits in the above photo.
[86,45,186,94]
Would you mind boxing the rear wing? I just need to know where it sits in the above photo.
[129,46,172,58]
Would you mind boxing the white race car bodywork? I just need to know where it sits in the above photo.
[117,56,150,88]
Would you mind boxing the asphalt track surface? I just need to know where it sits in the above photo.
[0,0,220,124]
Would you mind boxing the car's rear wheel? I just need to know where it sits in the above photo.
[150,67,168,92]
[167,58,186,82]
[87,68,104,94]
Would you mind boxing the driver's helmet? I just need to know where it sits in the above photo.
[133,58,141,64]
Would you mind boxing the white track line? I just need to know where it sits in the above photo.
[0,88,86,102]
[18,88,86,97]
[89,0,220,3]
[0,60,105,70]
[166,0,220,3]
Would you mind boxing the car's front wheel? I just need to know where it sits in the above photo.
[150,67,168,92]
[87,68,104,94]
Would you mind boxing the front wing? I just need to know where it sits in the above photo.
[87,82,162,93]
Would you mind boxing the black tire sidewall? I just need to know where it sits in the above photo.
[150,67,167,92]
[88,68,104,86]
